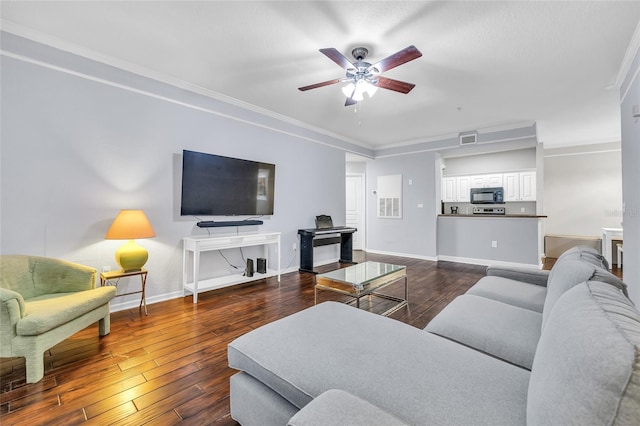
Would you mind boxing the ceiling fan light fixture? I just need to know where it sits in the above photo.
[341,82,355,98]
[353,81,367,101]
[299,45,422,106]
[342,80,377,102]
[366,82,378,97]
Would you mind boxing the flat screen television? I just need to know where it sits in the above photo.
[180,150,275,216]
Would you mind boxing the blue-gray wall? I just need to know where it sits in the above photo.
[365,152,439,259]
[0,33,363,307]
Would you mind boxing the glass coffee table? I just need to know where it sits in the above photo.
[315,261,408,316]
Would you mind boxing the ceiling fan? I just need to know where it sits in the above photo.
[298,45,422,106]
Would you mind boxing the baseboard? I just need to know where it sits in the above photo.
[109,290,183,313]
[364,248,437,262]
[436,254,540,269]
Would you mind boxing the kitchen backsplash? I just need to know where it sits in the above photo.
[443,201,537,215]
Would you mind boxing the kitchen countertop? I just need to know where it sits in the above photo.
[439,214,547,218]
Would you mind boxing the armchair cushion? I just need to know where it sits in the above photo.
[1,255,96,299]
[18,286,116,335]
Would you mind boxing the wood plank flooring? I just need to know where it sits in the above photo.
[0,252,623,425]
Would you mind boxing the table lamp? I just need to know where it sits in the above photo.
[105,209,155,272]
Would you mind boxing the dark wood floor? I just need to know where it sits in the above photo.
[0,252,623,425]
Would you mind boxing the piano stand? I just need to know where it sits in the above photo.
[298,227,357,274]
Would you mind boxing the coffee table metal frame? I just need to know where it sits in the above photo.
[314,261,408,316]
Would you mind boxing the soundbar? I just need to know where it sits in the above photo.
[197,220,263,228]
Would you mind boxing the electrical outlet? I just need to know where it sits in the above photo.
[102,266,111,272]
[292,242,297,251]
[521,207,526,213]
[491,241,498,248]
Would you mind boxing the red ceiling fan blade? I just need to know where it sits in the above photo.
[298,79,341,91]
[319,48,355,70]
[369,45,422,74]
[375,76,416,94]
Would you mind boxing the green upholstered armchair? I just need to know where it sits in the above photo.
[0,255,116,383]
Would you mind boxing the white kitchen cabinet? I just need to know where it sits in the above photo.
[519,171,536,201]
[470,175,487,188]
[470,173,503,188]
[503,173,520,201]
[456,176,471,202]
[504,171,536,201]
[442,177,457,202]
[486,174,504,187]
[442,172,532,202]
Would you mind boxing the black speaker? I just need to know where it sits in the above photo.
[245,259,254,277]
[257,258,267,274]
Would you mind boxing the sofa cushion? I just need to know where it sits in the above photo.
[287,389,409,426]
[229,301,530,426]
[485,266,550,286]
[527,281,640,425]
[555,244,609,269]
[466,275,547,312]
[17,286,116,335]
[425,294,542,370]
[542,259,628,328]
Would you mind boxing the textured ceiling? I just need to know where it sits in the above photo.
[2,1,639,149]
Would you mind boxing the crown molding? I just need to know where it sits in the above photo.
[0,20,370,150]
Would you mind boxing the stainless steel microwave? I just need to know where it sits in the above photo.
[470,187,504,204]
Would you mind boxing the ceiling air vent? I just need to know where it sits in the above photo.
[459,132,478,145]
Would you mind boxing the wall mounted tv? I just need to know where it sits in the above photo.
[180,150,275,216]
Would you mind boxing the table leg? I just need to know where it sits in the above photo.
[139,273,148,315]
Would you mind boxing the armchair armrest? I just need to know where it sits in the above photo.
[486,266,550,287]
[1,287,26,319]
[1,287,26,351]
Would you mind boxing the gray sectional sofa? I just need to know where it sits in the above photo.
[227,247,640,425]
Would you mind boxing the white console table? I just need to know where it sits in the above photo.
[183,232,281,303]
[602,227,623,270]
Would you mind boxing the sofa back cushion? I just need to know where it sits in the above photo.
[528,281,640,425]
[554,245,609,269]
[542,259,628,328]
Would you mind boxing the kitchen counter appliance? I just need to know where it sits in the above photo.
[473,207,506,215]
[470,187,504,204]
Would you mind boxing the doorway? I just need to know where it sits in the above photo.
[346,173,366,250]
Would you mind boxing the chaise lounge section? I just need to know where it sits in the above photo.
[228,247,640,425]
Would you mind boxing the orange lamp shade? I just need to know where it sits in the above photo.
[105,210,155,272]
[105,209,155,240]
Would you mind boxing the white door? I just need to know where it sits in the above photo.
[346,174,365,250]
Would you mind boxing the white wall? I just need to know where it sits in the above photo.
[620,46,640,306]
[442,148,537,176]
[543,142,623,237]
[0,33,357,308]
